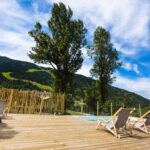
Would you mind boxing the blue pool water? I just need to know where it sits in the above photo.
[76,115,111,122]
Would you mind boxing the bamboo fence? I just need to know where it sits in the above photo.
[0,88,65,115]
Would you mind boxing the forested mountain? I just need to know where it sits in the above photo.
[0,56,150,113]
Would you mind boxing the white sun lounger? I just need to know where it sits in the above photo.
[96,107,135,138]
[134,110,150,134]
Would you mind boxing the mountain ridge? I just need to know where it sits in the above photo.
[0,55,150,111]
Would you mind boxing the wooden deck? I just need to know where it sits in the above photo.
[0,114,150,150]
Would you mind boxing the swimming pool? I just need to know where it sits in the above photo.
[75,115,111,122]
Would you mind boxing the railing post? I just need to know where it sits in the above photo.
[139,104,142,117]
[8,89,14,113]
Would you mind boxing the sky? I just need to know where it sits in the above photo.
[0,0,150,99]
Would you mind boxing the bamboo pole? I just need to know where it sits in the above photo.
[97,101,99,116]
[0,88,65,115]
[39,98,44,114]
[8,89,14,113]
[24,92,29,113]
[61,94,65,115]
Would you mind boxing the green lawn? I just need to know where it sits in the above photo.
[2,72,15,80]
[66,109,84,115]
[2,72,52,91]
[27,68,55,79]
[27,69,41,73]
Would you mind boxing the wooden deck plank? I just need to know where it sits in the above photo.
[0,114,150,150]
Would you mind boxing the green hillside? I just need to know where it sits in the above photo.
[0,56,150,113]
[0,56,94,92]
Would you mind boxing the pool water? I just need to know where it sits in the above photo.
[76,115,111,122]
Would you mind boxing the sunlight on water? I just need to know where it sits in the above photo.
[76,116,111,122]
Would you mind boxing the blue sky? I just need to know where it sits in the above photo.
[0,0,150,99]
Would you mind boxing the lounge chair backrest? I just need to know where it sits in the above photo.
[0,101,4,116]
[145,113,150,126]
[115,108,131,129]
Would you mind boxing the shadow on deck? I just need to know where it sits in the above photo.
[0,119,18,139]
[0,114,150,150]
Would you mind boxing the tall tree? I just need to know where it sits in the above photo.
[85,82,100,115]
[89,27,121,104]
[28,3,86,100]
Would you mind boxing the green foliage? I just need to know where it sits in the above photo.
[84,84,150,115]
[27,81,52,91]
[2,72,15,80]
[1,72,51,91]
[27,69,41,73]
[84,82,100,114]
[89,27,121,103]
[0,73,41,90]
[12,71,53,85]
[0,56,150,115]
[74,97,86,113]
[28,2,86,97]
[66,109,84,115]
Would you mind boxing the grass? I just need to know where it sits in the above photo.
[2,72,15,80]
[27,68,55,79]
[66,109,84,115]
[27,80,52,91]
[26,69,40,73]
[2,72,52,91]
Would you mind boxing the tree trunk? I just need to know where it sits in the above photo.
[81,105,83,113]
[100,76,106,104]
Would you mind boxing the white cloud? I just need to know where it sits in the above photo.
[0,0,31,61]
[32,2,50,26]
[77,63,92,77]
[113,73,150,99]
[1,0,149,63]
[113,43,136,56]
[77,48,93,77]
[0,0,50,62]
[0,47,31,62]
[0,0,30,22]
[0,0,150,100]
[50,0,150,54]
[122,62,140,74]
[133,64,140,74]
[0,29,33,48]
[122,62,132,71]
